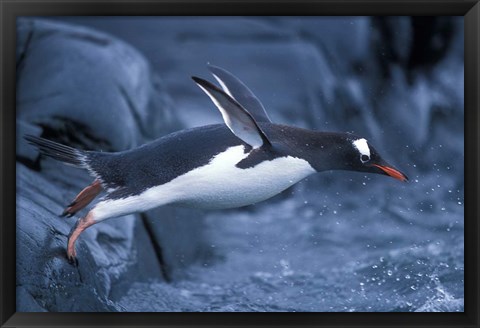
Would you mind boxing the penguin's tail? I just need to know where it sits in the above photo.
[24,135,89,169]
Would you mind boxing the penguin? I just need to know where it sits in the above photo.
[25,64,408,264]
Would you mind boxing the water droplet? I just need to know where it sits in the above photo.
[387,270,393,276]
[405,274,411,279]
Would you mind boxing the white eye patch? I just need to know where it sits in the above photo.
[352,138,371,162]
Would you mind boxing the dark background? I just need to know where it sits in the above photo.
[16,16,464,312]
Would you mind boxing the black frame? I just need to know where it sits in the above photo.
[1,1,478,327]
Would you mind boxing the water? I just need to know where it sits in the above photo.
[117,173,463,312]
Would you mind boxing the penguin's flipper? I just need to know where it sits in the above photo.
[192,76,271,149]
[207,64,272,123]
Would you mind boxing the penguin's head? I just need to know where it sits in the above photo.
[291,131,408,182]
[344,136,408,182]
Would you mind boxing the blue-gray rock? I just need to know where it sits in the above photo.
[16,18,210,312]
[16,18,179,151]
[143,206,211,279]
[16,119,42,163]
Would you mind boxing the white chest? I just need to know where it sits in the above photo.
[92,146,315,220]
[144,145,315,209]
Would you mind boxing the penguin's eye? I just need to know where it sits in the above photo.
[361,154,370,163]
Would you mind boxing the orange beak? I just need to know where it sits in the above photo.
[372,164,408,182]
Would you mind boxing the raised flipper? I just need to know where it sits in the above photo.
[192,76,271,149]
[207,64,272,123]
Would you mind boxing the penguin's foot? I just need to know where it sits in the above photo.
[67,251,78,267]
[66,211,97,266]
[61,180,102,218]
